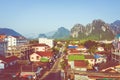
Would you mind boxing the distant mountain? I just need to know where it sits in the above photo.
[38,34,47,38]
[37,19,120,40]
[110,20,120,34]
[38,27,70,39]
[38,31,56,38]
[0,28,22,36]
[71,24,85,38]
[71,19,115,40]
[45,31,56,38]
[52,27,70,39]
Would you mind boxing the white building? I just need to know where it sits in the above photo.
[7,36,28,50]
[39,38,54,48]
[32,44,50,52]
[7,36,17,50]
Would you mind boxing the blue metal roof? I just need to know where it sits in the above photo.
[94,54,100,59]
[68,46,77,49]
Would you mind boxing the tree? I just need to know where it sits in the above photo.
[88,46,97,54]
[29,39,38,44]
[84,40,98,49]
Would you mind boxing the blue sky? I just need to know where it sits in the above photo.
[0,0,120,36]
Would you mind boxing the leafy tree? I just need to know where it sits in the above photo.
[29,39,38,44]
[84,40,98,49]
[88,46,97,54]
[60,60,67,70]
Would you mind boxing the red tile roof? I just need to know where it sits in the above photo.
[0,55,5,61]
[96,51,109,54]
[68,49,80,54]
[32,43,50,47]
[74,60,88,68]
[4,56,19,63]
[35,51,53,57]
[85,55,94,59]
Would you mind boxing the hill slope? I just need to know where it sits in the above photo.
[52,27,70,39]
[110,20,120,34]
[0,28,22,36]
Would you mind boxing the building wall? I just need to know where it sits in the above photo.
[39,38,53,48]
[32,46,46,52]
[0,63,5,69]
[16,37,28,46]
[7,36,17,50]
[68,61,74,69]
[75,67,87,71]
[95,57,106,64]
[30,53,41,62]
[86,59,95,66]
[0,41,7,56]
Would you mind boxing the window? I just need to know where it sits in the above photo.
[36,56,39,60]
[32,57,34,59]
[36,48,38,51]
[91,60,93,62]
[98,59,100,61]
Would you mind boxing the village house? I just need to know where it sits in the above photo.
[4,56,19,67]
[76,45,88,52]
[67,45,89,55]
[0,55,5,69]
[97,46,104,52]
[0,56,19,69]
[30,51,53,62]
[67,49,80,55]
[67,54,86,70]
[84,55,95,69]
[31,43,51,52]
[94,54,107,64]
[74,60,88,71]
[39,38,54,48]
[7,36,28,50]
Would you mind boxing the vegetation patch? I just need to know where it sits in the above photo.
[40,57,49,62]
[68,54,85,61]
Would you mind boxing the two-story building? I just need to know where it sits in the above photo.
[31,43,51,52]
[39,38,54,48]
[7,36,28,50]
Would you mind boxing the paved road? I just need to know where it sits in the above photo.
[74,70,120,78]
[39,52,64,80]
[43,71,61,80]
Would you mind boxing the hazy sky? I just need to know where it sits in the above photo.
[0,0,120,36]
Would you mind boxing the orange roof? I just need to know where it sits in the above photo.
[74,60,88,68]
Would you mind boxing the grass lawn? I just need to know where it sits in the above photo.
[68,54,85,61]
[40,57,49,62]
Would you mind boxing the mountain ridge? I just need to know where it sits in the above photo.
[71,19,116,40]
[39,27,70,39]
[0,28,22,36]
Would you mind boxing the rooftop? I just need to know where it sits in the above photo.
[74,60,88,68]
